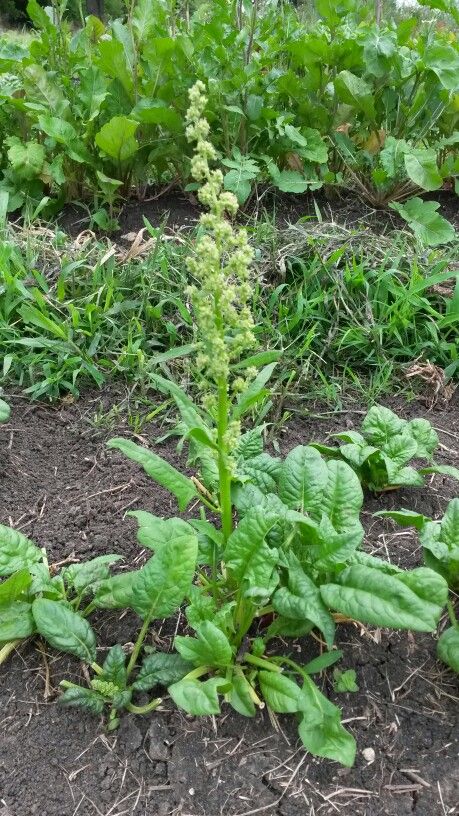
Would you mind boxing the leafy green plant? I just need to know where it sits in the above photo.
[0,395,10,422]
[312,404,459,491]
[0,523,121,666]
[61,84,449,766]
[390,198,456,247]
[377,500,459,674]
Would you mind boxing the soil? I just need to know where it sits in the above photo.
[1,387,458,816]
[57,188,459,239]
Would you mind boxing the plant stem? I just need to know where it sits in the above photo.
[217,376,233,543]
[244,653,282,672]
[126,697,162,714]
[0,640,21,666]
[126,615,151,678]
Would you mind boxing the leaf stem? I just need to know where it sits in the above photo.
[0,640,22,666]
[244,653,282,672]
[447,598,458,628]
[217,376,233,543]
[126,615,151,678]
[126,697,162,714]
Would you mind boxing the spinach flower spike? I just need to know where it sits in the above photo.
[185,81,257,412]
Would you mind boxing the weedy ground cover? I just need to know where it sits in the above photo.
[0,0,458,245]
[2,84,456,773]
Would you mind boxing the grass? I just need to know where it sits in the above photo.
[0,210,458,407]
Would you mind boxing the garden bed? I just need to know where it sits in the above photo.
[1,387,458,816]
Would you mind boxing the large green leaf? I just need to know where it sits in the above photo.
[168,676,225,715]
[64,554,122,593]
[0,398,10,423]
[0,525,42,576]
[132,652,193,691]
[0,601,35,641]
[95,116,139,163]
[258,670,305,713]
[175,621,233,669]
[131,526,198,619]
[361,405,406,445]
[404,149,442,192]
[7,139,45,180]
[93,571,138,609]
[320,565,448,631]
[437,626,459,674]
[298,676,356,766]
[101,644,127,688]
[278,445,328,513]
[132,99,182,130]
[228,672,257,717]
[390,198,455,247]
[320,460,363,530]
[334,71,375,120]
[273,554,335,647]
[107,438,198,511]
[32,599,97,661]
[97,38,134,99]
[60,686,105,715]
[0,569,32,605]
[224,510,280,592]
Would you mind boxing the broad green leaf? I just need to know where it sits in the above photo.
[168,676,225,715]
[175,621,233,669]
[404,149,442,192]
[258,670,305,713]
[0,525,42,576]
[0,569,32,605]
[79,66,108,122]
[60,686,105,715]
[273,554,335,647]
[132,0,156,42]
[440,499,459,549]
[132,99,181,130]
[132,652,192,691]
[298,694,355,766]
[32,599,97,661]
[235,427,264,460]
[129,511,194,552]
[273,170,309,194]
[228,672,256,717]
[237,453,282,494]
[64,555,122,593]
[320,460,363,530]
[0,398,11,423]
[224,509,280,591]
[375,509,427,530]
[131,527,197,620]
[102,644,127,688]
[93,571,138,609]
[321,565,448,631]
[7,139,45,180]
[383,432,418,471]
[107,437,197,511]
[0,601,35,641]
[390,198,455,247]
[95,117,139,163]
[278,445,328,513]
[423,41,459,91]
[421,465,459,482]
[437,626,459,674]
[334,71,375,120]
[303,650,343,675]
[23,65,66,114]
[361,405,406,445]
[97,38,134,99]
[407,419,438,458]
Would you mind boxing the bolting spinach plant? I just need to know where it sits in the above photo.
[61,83,450,766]
[377,500,459,675]
[312,404,459,492]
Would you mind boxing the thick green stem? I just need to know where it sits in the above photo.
[127,615,151,678]
[244,653,282,673]
[0,640,22,666]
[217,377,233,543]
[126,697,162,714]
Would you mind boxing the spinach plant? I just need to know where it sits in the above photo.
[312,404,459,491]
[66,84,449,766]
[0,523,120,666]
[0,397,10,423]
[378,500,459,675]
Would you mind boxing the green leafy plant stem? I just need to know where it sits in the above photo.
[217,374,233,544]
[244,653,283,673]
[126,613,153,678]
[126,697,162,715]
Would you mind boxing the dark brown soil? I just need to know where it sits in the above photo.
[57,188,459,239]
[1,388,458,816]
